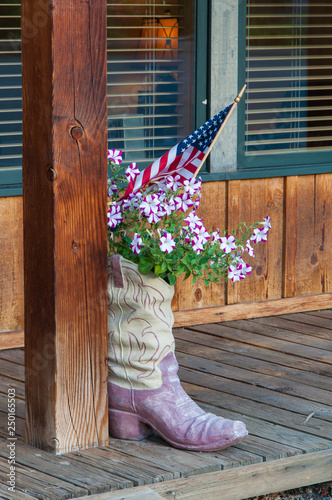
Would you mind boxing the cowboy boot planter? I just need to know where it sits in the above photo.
[107,255,248,451]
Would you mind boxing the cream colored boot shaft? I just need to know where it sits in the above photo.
[107,255,175,390]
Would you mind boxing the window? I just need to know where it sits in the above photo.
[239,0,332,174]
[107,0,203,170]
[0,1,22,196]
[0,1,207,196]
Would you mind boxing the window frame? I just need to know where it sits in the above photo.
[235,0,332,180]
[0,1,209,197]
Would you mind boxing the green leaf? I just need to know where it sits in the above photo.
[138,257,154,274]
[168,274,177,286]
[154,265,163,276]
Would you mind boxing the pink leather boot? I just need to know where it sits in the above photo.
[107,255,248,451]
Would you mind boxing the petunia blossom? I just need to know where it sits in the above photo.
[184,212,203,230]
[125,162,140,182]
[261,216,271,231]
[166,175,183,192]
[174,193,194,212]
[130,233,143,254]
[107,178,118,197]
[250,228,269,244]
[220,235,237,254]
[108,149,122,165]
[107,204,122,228]
[139,194,161,217]
[193,225,210,245]
[246,240,255,257]
[183,178,202,196]
[159,232,175,253]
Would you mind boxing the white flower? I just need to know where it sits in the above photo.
[166,175,183,192]
[193,225,210,245]
[228,265,241,282]
[107,204,122,228]
[159,232,175,253]
[184,212,203,230]
[174,193,194,212]
[183,178,201,196]
[130,233,143,254]
[122,194,136,211]
[125,162,140,182]
[107,178,118,196]
[108,149,122,165]
[139,194,160,216]
[246,240,255,257]
[191,237,204,254]
[161,197,176,216]
[147,212,161,224]
[250,228,268,244]
[261,216,271,231]
[211,229,222,244]
[220,235,237,254]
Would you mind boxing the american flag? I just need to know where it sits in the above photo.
[122,103,233,199]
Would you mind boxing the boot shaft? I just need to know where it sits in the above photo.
[107,255,175,390]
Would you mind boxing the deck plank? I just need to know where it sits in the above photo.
[245,316,332,341]
[189,323,332,364]
[175,328,332,376]
[175,333,332,392]
[0,311,331,499]
[77,449,332,500]
[177,352,332,406]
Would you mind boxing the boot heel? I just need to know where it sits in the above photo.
[109,409,153,440]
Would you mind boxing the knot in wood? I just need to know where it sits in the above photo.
[256,265,263,276]
[49,437,60,450]
[47,167,57,180]
[71,126,84,140]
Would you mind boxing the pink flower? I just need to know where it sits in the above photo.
[166,175,183,192]
[211,229,222,244]
[174,193,194,212]
[246,240,255,257]
[108,149,122,165]
[130,233,143,254]
[184,212,203,230]
[220,235,237,254]
[250,228,268,244]
[125,162,140,182]
[193,225,210,245]
[191,237,204,254]
[139,194,160,217]
[183,178,201,196]
[107,178,118,196]
[147,212,161,224]
[159,232,175,253]
[107,204,122,228]
[261,216,271,231]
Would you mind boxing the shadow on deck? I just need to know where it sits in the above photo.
[0,310,332,499]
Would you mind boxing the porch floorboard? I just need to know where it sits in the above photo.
[0,310,332,499]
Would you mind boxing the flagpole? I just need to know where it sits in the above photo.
[193,84,247,179]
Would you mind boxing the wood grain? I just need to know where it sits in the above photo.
[21,0,109,453]
[173,182,226,312]
[227,177,284,304]
[75,450,332,500]
[173,292,332,327]
[0,196,24,333]
[284,174,332,297]
[0,330,24,351]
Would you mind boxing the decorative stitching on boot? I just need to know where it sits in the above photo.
[111,255,124,288]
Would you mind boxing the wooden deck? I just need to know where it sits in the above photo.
[0,310,332,500]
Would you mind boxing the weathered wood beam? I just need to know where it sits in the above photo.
[21,0,109,453]
[75,449,332,500]
[173,292,332,327]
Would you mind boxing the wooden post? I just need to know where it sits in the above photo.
[21,0,109,453]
